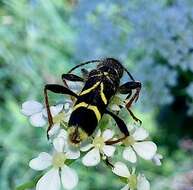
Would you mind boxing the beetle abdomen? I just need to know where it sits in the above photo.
[68,106,98,136]
[68,58,124,142]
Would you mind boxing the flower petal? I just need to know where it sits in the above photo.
[53,137,65,152]
[137,174,150,190]
[66,149,80,160]
[152,153,163,166]
[29,112,47,127]
[36,168,61,190]
[29,152,52,171]
[123,147,137,163]
[121,184,129,190]
[21,100,43,116]
[64,100,73,112]
[61,165,78,190]
[80,143,94,152]
[102,129,114,141]
[42,104,63,118]
[133,141,157,160]
[133,128,149,141]
[102,145,116,157]
[50,104,63,116]
[82,148,100,166]
[48,124,61,137]
[112,162,130,178]
[95,129,101,137]
[57,129,68,139]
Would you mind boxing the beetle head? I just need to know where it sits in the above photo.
[67,126,88,146]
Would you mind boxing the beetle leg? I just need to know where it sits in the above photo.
[119,81,141,107]
[61,73,84,87]
[118,81,142,125]
[127,109,142,125]
[104,109,129,145]
[44,84,78,138]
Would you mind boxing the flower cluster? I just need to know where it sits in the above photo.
[21,96,162,190]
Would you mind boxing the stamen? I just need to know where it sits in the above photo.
[52,152,66,168]
[123,136,135,146]
[53,112,65,123]
[93,136,105,150]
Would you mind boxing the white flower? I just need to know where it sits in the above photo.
[29,135,79,190]
[122,127,157,163]
[112,162,150,190]
[152,153,163,166]
[81,129,116,166]
[45,99,73,125]
[55,129,80,159]
[21,100,63,127]
[47,100,73,137]
[21,100,72,129]
[21,100,47,127]
[47,124,61,138]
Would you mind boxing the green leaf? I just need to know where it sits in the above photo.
[15,174,43,190]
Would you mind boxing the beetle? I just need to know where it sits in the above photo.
[44,58,141,145]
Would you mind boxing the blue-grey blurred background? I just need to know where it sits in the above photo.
[0,0,193,189]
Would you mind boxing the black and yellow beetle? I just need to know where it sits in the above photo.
[44,58,141,145]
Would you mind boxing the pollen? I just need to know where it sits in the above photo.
[67,127,88,146]
[53,112,65,123]
[52,152,66,168]
[93,136,105,150]
[123,136,135,146]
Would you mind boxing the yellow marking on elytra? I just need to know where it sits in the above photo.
[73,102,101,122]
[89,105,101,122]
[80,81,100,95]
[100,83,107,105]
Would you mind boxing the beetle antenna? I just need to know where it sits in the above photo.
[68,59,135,82]
[68,60,100,74]
[123,66,135,81]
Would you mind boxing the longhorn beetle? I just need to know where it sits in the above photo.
[44,58,141,145]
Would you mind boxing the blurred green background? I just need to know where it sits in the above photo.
[0,0,193,189]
